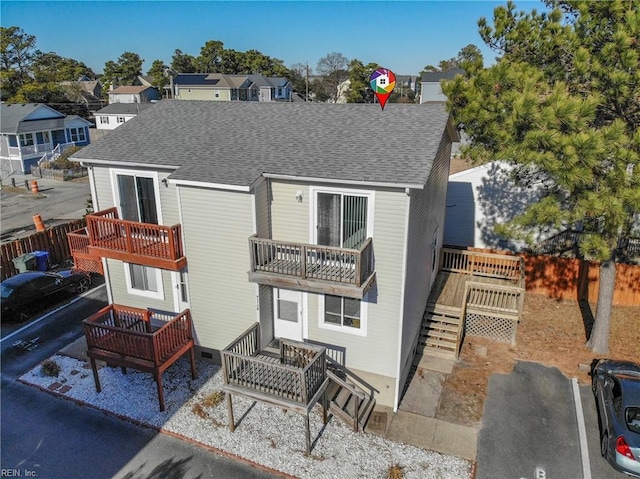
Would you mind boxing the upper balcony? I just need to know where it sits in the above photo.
[247,235,375,299]
[71,207,187,271]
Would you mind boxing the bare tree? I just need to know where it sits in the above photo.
[316,52,349,102]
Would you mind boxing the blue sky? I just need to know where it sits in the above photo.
[1,1,542,76]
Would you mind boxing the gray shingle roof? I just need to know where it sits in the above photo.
[421,68,465,83]
[96,103,156,115]
[1,103,64,133]
[73,101,452,188]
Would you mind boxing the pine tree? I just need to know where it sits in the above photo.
[444,0,640,354]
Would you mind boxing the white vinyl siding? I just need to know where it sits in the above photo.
[177,185,256,349]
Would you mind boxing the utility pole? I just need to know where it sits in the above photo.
[305,62,309,102]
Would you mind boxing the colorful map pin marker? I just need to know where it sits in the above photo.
[370,68,396,110]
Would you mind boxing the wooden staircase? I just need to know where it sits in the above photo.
[326,369,376,432]
[418,304,462,360]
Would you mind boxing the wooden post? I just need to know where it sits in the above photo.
[189,345,197,379]
[156,372,165,412]
[305,414,311,454]
[227,393,235,432]
[300,245,307,279]
[90,357,102,393]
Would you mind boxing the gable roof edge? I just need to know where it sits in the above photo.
[262,172,424,190]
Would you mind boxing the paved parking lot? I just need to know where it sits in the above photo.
[1,173,90,242]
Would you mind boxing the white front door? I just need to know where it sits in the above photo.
[172,268,190,313]
[273,288,303,341]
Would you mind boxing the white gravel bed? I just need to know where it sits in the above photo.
[21,355,472,479]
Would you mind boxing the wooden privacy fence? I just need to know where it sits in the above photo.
[523,254,640,306]
[1,219,86,280]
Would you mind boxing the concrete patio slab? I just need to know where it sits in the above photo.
[416,354,455,374]
[386,411,438,450]
[433,420,478,461]
[399,369,445,417]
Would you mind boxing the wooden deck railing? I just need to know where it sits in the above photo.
[67,227,90,255]
[441,247,524,286]
[249,235,374,287]
[465,282,525,317]
[83,305,196,411]
[86,207,184,263]
[221,323,327,406]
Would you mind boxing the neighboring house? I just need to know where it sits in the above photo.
[69,101,458,411]
[396,75,418,94]
[95,103,156,131]
[108,85,161,104]
[173,73,292,102]
[59,79,105,113]
[419,68,468,158]
[419,68,465,104]
[0,103,91,175]
[444,161,549,251]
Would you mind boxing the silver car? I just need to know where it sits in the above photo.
[592,359,640,478]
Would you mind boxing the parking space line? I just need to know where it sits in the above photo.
[1,284,105,344]
[572,377,592,479]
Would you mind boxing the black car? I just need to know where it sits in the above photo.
[1,270,91,322]
[592,359,640,478]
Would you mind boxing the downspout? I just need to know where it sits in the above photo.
[393,188,412,411]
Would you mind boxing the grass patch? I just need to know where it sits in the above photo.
[41,359,61,377]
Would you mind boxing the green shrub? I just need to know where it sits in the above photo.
[41,359,61,377]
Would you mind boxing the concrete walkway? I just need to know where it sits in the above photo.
[365,354,478,462]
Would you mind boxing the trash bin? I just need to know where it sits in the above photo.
[12,253,36,273]
[33,250,50,271]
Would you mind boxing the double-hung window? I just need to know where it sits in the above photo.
[69,128,86,142]
[324,295,361,329]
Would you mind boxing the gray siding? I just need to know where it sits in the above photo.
[270,180,309,242]
[399,131,453,387]
[105,258,176,311]
[306,188,407,379]
[178,185,256,349]
[253,177,271,239]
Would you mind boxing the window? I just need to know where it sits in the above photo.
[19,133,34,146]
[100,116,109,124]
[115,173,158,224]
[117,116,125,123]
[214,90,220,98]
[36,132,50,144]
[69,128,86,142]
[317,192,368,249]
[324,295,361,328]
[125,264,163,299]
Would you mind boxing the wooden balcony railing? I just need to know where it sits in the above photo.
[82,208,186,270]
[248,235,375,298]
[440,247,524,286]
[67,227,103,275]
[84,305,196,411]
[221,323,329,453]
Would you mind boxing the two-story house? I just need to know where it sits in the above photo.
[173,73,292,102]
[95,103,156,131]
[108,85,161,104]
[0,103,91,175]
[69,100,458,411]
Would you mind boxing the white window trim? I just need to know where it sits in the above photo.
[116,116,125,123]
[100,116,109,124]
[309,185,374,337]
[109,168,164,224]
[123,263,164,300]
[318,294,368,337]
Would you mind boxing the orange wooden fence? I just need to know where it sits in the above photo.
[464,247,640,306]
[1,219,86,281]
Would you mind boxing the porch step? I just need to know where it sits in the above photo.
[326,370,375,432]
[418,305,461,360]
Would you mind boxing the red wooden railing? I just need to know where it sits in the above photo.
[86,208,184,262]
[83,305,193,366]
